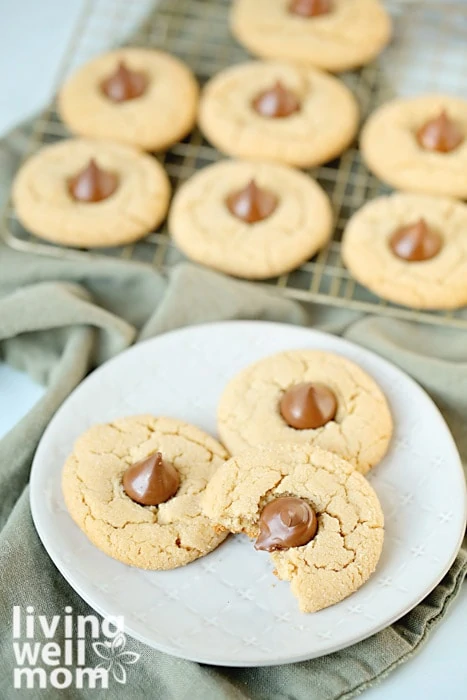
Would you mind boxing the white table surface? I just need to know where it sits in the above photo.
[0,0,466,696]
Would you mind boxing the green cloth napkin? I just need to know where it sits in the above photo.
[1,118,466,700]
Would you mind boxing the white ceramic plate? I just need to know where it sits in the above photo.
[30,322,467,667]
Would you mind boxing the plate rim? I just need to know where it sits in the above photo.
[30,320,467,667]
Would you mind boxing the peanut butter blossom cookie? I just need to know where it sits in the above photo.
[231,0,391,73]
[198,61,359,168]
[218,349,392,474]
[169,159,333,279]
[342,193,467,309]
[58,48,199,151]
[12,139,170,248]
[62,416,229,570]
[361,95,467,199]
[203,444,384,613]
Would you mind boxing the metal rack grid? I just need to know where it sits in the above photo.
[3,0,467,328]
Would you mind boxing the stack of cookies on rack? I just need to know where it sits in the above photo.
[12,0,467,309]
[63,347,393,613]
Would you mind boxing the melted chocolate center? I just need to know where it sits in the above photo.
[68,159,119,203]
[280,383,337,430]
[389,218,443,262]
[255,497,318,552]
[101,61,148,103]
[252,80,301,119]
[289,0,333,18]
[226,179,279,223]
[416,110,464,153]
[123,452,180,506]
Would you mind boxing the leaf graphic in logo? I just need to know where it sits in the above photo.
[93,632,140,684]
[111,633,126,653]
[112,662,127,685]
[92,641,112,661]
[95,661,112,672]
[118,651,140,665]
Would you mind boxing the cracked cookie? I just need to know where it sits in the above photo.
[361,94,467,199]
[58,48,199,151]
[217,349,393,474]
[231,0,392,73]
[12,138,171,248]
[198,60,359,168]
[169,159,333,279]
[342,193,467,309]
[202,443,384,613]
[62,415,229,570]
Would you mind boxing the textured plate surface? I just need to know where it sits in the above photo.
[30,321,466,666]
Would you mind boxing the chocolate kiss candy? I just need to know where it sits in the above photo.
[390,218,443,262]
[226,179,279,223]
[255,496,318,552]
[101,61,148,103]
[123,452,180,506]
[68,159,119,203]
[252,80,301,119]
[289,0,333,18]
[280,382,337,430]
[416,110,464,153]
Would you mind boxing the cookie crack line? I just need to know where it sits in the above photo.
[132,419,222,460]
[75,469,159,527]
[219,412,375,472]
[272,508,361,574]
[296,552,358,575]
[110,417,223,463]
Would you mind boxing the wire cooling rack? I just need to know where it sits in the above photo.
[3,0,467,328]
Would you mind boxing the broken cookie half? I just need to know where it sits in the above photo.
[202,443,384,613]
